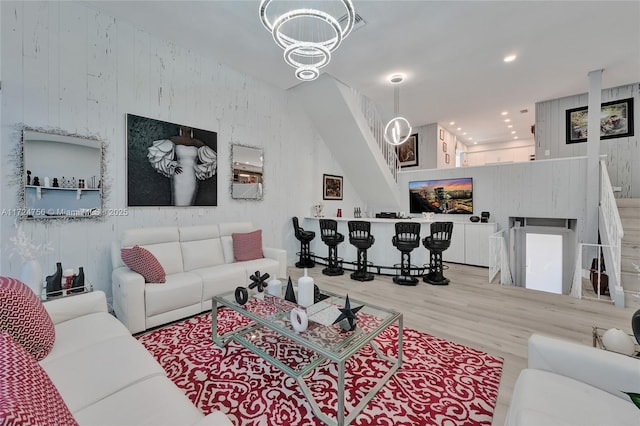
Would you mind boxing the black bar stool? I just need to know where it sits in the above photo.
[392,222,421,285]
[292,217,315,268]
[319,219,344,276]
[348,221,375,281]
[423,222,453,285]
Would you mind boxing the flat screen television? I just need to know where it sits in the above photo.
[409,177,473,214]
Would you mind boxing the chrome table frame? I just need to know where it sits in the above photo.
[212,290,403,426]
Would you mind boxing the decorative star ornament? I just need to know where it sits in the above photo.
[332,294,363,331]
[248,270,270,292]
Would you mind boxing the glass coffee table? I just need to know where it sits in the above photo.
[212,289,403,426]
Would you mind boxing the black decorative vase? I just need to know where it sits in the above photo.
[45,262,63,298]
[71,267,85,293]
[632,309,640,346]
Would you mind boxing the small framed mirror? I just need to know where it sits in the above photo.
[22,130,103,219]
[231,145,263,200]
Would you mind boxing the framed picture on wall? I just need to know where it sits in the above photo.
[443,142,447,153]
[323,174,343,200]
[439,129,444,141]
[396,133,419,168]
[445,153,450,164]
[565,97,634,144]
[126,114,218,207]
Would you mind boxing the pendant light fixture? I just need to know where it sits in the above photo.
[259,0,355,82]
[384,74,412,146]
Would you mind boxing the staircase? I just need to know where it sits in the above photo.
[291,74,402,212]
[617,198,640,309]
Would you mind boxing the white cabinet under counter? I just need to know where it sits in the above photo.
[441,222,497,267]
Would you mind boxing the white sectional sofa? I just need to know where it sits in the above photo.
[112,222,287,334]
[506,334,640,425]
[42,291,232,425]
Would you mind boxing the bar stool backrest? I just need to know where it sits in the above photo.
[430,222,453,243]
[348,220,371,240]
[393,222,421,250]
[319,219,338,239]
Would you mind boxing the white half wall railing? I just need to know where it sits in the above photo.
[571,242,615,303]
[598,160,624,307]
[489,229,513,285]
[350,88,399,181]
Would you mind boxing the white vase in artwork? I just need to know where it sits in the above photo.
[20,259,44,297]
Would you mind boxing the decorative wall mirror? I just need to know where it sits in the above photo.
[22,130,103,219]
[231,145,263,200]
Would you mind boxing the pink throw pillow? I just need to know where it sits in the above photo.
[232,230,264,262]
[121,246,166,283]
[0,333,79,426]
[0,277,55,361]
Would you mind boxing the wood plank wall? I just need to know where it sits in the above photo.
[535,83,640,197]
[0,1,365,298]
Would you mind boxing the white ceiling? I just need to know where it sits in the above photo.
[86,0,640,146]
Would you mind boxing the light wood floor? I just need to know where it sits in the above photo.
[286,263,638,425]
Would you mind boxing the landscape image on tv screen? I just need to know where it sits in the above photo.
[409,177,473,214]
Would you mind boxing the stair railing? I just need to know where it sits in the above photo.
[597,160,624,306]
[349,88,399,181]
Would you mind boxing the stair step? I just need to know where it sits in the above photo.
[616,198,640,208]
[624,290,640,310]
[621,271,640,291]
[621,256,640,274]
[622,229,640,242]
[621,217,640,230]
[618,208,640,220]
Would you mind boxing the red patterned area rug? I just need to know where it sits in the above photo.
[137,309,503,426]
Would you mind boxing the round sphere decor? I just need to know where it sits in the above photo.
[632,309,640,345]
[601,328,636,356]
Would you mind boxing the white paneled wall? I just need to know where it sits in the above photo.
[397,156,589,247]
[536,83,639,197]
[0,1,364,297]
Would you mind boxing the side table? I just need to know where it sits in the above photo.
[592,326,640,358]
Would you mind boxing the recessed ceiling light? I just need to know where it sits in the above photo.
[508,125,513,128]
[449,121,455,125]
[462,132,467,135]
[504,54,517,63]
[457,127,462,131]
[468,137,473,140]
[504,118,511,123]
[514,136,519,139]
[501,111,508,116]
[473,141,478,145]
[511,131,516,134]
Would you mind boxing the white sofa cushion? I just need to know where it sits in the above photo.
[509,369,640,425]
[72,375,217,426]
[182,238,225,271]
[221,236,234,264]
[40,334,165,413]
[141,242,184,275]
[145,272,203,317]
[193,263,247,302]
[43,312,130,363]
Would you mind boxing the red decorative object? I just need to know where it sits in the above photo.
[121,246,166,283]
[0,277,55,361]
[138,310,503,425]
[232,230,264,262]
[0,333,78,425]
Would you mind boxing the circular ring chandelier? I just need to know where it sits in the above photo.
[384,117,412,146]
[259,0,355,81]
